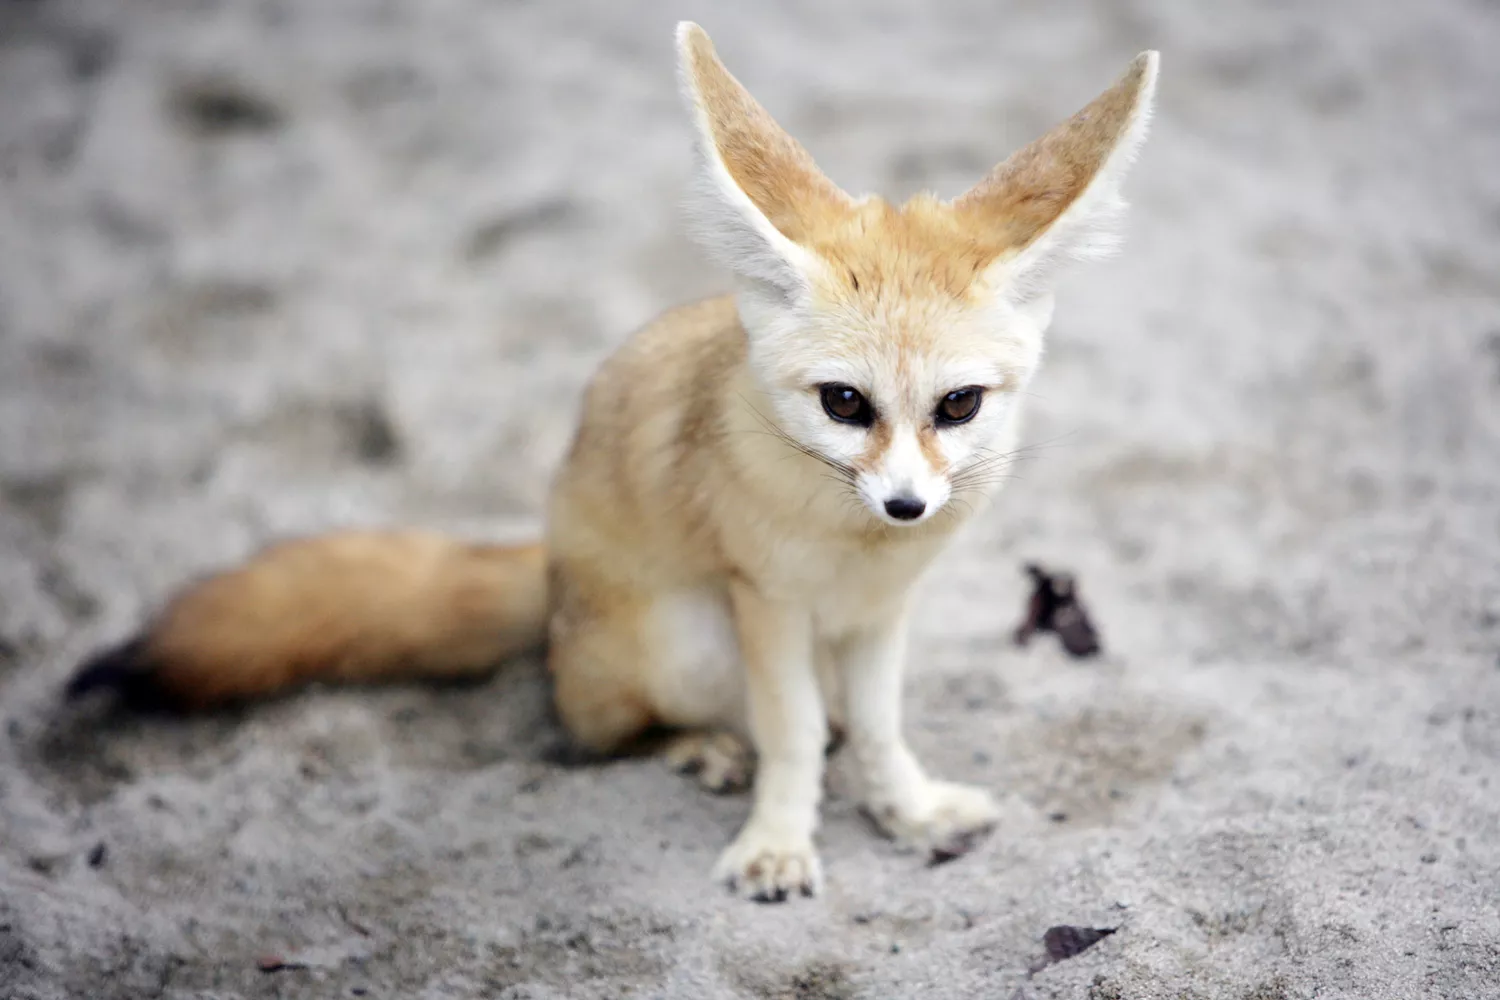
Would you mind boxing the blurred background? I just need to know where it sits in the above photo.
[1,1,1497,998]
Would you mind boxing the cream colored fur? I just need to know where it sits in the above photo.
[545,25,1159,899]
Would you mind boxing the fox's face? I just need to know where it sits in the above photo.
[752,274,1052,526]
[678,26,1156,526]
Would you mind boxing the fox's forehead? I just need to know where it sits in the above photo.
[806,194,1011,305]
[782,292,1040,400]
[775,201,1041,395]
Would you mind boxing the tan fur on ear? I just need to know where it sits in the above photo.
[954,51,1159,280]
[676,22,852,290]
[677,23,850,243]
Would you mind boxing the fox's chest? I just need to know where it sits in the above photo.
[734,528,952,636]
[818,547,944,636]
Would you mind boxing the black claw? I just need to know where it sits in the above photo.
[927,828,991,867]
[928,844,965,867]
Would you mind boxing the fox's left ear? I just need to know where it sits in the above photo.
[955,52,1159,294]
[675,22,852,298]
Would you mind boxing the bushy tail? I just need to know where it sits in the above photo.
[65,531,548,711]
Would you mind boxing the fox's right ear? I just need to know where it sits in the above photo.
[675,22,850,298]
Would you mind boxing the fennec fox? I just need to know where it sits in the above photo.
[67,24,1158,901]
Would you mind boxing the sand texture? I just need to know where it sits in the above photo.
[2,0,1498,997]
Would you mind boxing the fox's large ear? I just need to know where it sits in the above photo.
[955,52,1159,294]
[676,22,851,297]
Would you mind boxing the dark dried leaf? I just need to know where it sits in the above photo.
[256,954,308,973]
[1014,563,1103,659]
[1025,925,1119,978]
[1043,924,1117,961]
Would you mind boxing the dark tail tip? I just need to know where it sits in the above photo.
[66,638,146,699]
[65,637,175,712]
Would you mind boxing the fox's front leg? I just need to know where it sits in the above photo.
[841,610,1000,861]
[712,582,826,901]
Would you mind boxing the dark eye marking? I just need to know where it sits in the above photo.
[819,383,875,427]
[935,387,983,426]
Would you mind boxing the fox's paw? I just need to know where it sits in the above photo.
[712,825,822,902]
[864,780,1000,864]
[663,730,753,795]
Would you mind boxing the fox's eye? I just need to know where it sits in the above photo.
[936,388,983,425]
[820,384,874,427]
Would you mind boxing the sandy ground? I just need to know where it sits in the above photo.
[2,0,1499,997]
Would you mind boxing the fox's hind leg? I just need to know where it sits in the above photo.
[547,570,660,755]
[635,588,754,792]
[662,717,846,796]
[548,571,748,758]
[662,730,753,794]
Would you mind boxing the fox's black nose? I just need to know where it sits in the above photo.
[884,496,927,521]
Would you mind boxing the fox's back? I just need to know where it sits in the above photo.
[546,295,748,586]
